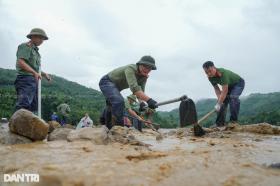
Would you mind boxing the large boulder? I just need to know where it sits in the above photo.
[48,121,61,133]
[9,109,49,141]
[48,128,73,141]
[67,127,110,145]
[0,123,32,145]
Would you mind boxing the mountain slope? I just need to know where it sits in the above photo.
[0,68,105,124]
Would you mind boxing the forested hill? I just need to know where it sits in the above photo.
[0,68,105,124]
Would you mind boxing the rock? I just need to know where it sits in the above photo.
[167,129,177,136]
[67,127,110,145]
[48,128,73,141]
[110,126,128,136]
[48,121,61,133]
[0,123,32,144]
[176,128,188,138]
[109,126,129,143]
[9,109,49,141]
[64,124,75,129]
[156,133,164,141]
[110,126,149,146]
[227,123,280,135]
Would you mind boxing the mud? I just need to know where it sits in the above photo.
[0,123,280,186]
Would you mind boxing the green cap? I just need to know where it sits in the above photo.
[136,55,157,70]
[27,28,48,40]
[127,94,137,102]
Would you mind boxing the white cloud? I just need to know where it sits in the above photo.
[0,0,279,111]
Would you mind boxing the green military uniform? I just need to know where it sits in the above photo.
[124,98,140,114]
[16,42,41,75]
[208,68,241,86]
[57,103,71,125]
[57,103,71,116]
[108,64,147,93]
[14,28,48,112]
[99,55,156,129]
[208,67,245,126]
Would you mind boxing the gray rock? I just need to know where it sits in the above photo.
[48,121,61,133]
[48,128,73,141]
[67,126,110,145]
[110,126,128,136]
[9,109,49,141]
[110,126,148,146]
[176,128,188,138]
[167,129,177,136]
[0,123,32,145]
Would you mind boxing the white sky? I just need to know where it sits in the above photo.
[0,0,279,111]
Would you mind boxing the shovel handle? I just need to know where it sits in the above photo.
[198,109,216,124]
[156,95,188,107]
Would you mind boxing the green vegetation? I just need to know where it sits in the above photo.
[158,93,280,127]
[1,68,279,127]
[0,68,105,125]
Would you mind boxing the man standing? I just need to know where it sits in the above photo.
[99,56,158,129]
[203,61,245,126]
[15,28,51,114]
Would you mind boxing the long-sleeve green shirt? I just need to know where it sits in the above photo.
[108,64,147,93]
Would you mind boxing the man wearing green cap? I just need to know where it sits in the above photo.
[99,56,158,129]
[14,28,51,113]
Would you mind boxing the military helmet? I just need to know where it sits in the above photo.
[127,94,137,102]
[27,28,48,40]
[136,55,157,70]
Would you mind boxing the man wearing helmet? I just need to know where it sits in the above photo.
[14,28,51,113]
[99,56,158,129]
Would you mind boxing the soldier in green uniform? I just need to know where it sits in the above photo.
[57,103,71,126]
[15,28,51,113]
[123,94,155,131]
[203,61,245,126]
[99,56,158,129]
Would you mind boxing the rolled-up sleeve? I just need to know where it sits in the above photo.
[125,67,142,93]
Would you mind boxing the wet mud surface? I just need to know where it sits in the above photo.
[1,123,280,186]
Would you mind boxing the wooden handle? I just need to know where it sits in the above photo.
[156,95,188,107]
[198,109,216,124]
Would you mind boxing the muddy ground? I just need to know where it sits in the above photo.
[1,123,280,186]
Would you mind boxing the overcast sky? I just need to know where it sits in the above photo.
[0,0,279,111]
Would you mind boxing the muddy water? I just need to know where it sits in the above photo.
[1,128,280,186]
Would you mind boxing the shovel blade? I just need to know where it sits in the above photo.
[179,98,198,127]
[179,98,206,136]
[193,123,206,137]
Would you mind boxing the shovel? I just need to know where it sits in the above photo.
[179,98,210,137]
[155,95,188,107]
[38,67,42,118]
[140,95,188,128]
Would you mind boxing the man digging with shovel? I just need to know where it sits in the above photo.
[203,61,245,127]
[99,56,158,129]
